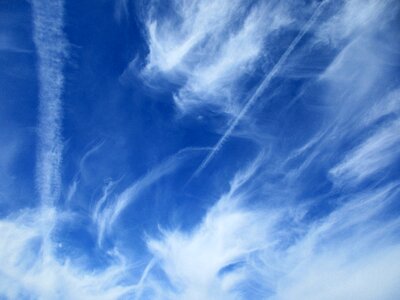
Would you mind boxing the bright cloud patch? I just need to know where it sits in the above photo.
[140,0,290,115]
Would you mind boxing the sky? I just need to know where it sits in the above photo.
[0,0,400,299]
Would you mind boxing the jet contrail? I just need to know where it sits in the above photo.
[191,1,328,179]
[32,0,67,207]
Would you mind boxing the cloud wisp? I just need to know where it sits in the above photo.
[0,208,140,300]
[330,119,400,185]
[191,1,329,178]
[94,147,209,246]
[138,158,400,300]
[139,0,291,115]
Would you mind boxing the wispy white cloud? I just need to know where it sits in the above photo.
[65,140,106,203]
[0,147,208,298]
[2,0,399,298]
[316,0,393,45]
[282,0,399,180]
[273,183,400,300]
[147,204,271,299]
[189,0,398,179]
[275,244,400,300]
[140,159,400,299]
[131,2,400,297]
[1,155,399,299]
[92,179,119,229]
[361,89,400,127]
[145,157,277,299]
[191,1,327,177]
[330,119,400,184]
[94,148,207,246]
[0,209,147,300]
[140,0,290,115]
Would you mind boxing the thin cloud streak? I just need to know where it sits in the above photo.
[191,1,329,178]
[32,0,67,207]
[0,208,151,299]
[95,148,209,246]
[66,140,106,203]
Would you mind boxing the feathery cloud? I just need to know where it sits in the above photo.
[140,0,290,115]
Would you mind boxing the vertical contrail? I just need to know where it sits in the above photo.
[191,1,327,179]
[32,0,67,207]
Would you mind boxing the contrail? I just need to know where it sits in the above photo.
[191,1,327,179]
[32,0,67,207]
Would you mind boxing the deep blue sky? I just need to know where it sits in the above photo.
[1,0,400,299]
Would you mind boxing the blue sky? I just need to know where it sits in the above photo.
[1,0,400,299]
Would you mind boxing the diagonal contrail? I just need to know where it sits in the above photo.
[32,0,67,207]
[191,1,328,179]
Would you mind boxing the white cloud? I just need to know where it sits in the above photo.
[317,0,393,45]
[140,0,290,115]
[274,244,400,300]
[65,141,106,204]
[273,183,400,300]
[190,1,327,178]
[1,157,400,299]
[0,3,151,298]
[146,157,278,299]
[362,89,400,127]
[284,0,398,180]
[94,148,207,246]
[330,119,400,184]
[147,203,269,299]
[2,1,399,298]
[143,169,400,299]
[0,209,138,300]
